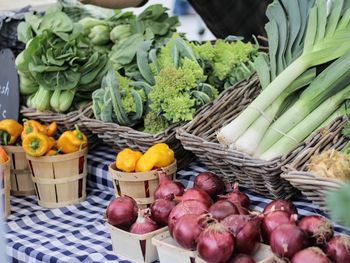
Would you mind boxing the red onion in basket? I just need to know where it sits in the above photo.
[168,200,207,236]
[197,222,235,263]
[106,196,138,230]
[179,188,213,208]
[298,215,334,246]
[270,224,309,260]
[291,247,331,263]
[223,183,250,208]
[150,199,176,226]
[130,210,158,234]
[221,214,260,254]
[173,214,204,250]
[154,171,185,200]
[324,235,350,263]
[209,200,239,221]
[194,172,226,199]
[228,254,256,263]
[263,199,298,216]
[261,210,297,244]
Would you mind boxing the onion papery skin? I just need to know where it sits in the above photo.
[298,215,334,246]
[154,172,185,200]
[150,199,176,226]
[106,196,138,230]
[324,235,350,263]
[291,247,331,263]
[172,214,203,250]
[209,200,239,221]
[263,199,298,216]
[270,224,309,260]
[222,183,250,209]
[194,172,226,199]
[181,188,213,208]
[168,200,208,236]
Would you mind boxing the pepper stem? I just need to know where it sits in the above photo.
[74,124,83,140]
[30,139,40,150]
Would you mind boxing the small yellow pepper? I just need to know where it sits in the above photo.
[57,125,88,154]
[22,132,50,157]
[135,143,175,172]
[0,119,23,145]
[21,119,46,141]
[45,122,57,137]
[0,146,9,163]
[116,148,143,172]
[45,149,60,156]
[47,137,56,153]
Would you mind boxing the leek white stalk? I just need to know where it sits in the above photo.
[260,84,350,160]
[217,0,350,147]
[234,69,316,155]
[255,51,350,156]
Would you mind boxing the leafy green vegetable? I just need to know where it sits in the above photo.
[326,182,350,228]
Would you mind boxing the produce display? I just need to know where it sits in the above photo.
[216,0,350,160]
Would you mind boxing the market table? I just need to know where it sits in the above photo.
[5,144,350,263]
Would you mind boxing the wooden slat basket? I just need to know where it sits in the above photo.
[152,231,274,263]
[176,74,345,199]
[21,104,98,148]
[0,159,11,218]
[81,113,194,170]
[281,117,348,211]
[4,145,35,196]
[107,222,168,263]
[26,147,88,208]
[108,161,177,208]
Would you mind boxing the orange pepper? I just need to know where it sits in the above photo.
[45,122,57,137]
[0,146,9,163]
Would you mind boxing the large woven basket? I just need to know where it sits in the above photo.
[21,105,98,147]
[281,117,348,211]
[176,74,341,199]
[81,111,194,170]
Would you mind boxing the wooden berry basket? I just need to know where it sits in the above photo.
[4,146,35,196]
[108,161,177,208]
[0,159,11,218]
[152,231,274,263]
[107,222,168,263]
[281,117,348,211]
[26,147,88,208]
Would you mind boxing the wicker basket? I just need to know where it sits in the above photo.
[176,74,341,199]
[0,159,11,217]
[4,146,35,196]
[108,161,177,208]
[21,105,98,147]
[26,147,88,208]
[281,117,348,211]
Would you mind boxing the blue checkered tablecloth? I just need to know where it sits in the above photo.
[4,145,350,263]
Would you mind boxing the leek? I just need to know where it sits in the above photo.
[235,69,316,155]
[255,51,350,156]
[260,83,350,160]
[217,0,350,147]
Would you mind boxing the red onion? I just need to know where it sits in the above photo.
[270,224,309,260]
[291,247,331,263]
[130,210,159,234]
[261,210,297,244]
[209,200,239,221]
[106,196,138,229]
[221,214,260,254]
[180,188,213,208]
[197,222,235,263]
[194,172,226,199]
[150,199,176,226]
[224,183,250,208]
[324,235,350,263]
[263,199,298,216]
[154,171,185,200]
[228,254,256,263]
[298,215,334,246]
[168,200,208,236]
[173,214,203,250]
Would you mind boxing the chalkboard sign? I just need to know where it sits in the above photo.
[0,48,19,121]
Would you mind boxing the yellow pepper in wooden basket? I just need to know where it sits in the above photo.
[21,119,46,141]
[135,143,175,172]
[116,148,143,172]
[0,119,23,145]
[22,132,50,157]
[57,125,87,154]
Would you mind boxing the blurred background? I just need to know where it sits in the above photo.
[0,0,215,41]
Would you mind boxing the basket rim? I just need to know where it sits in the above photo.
[26,146,88,162]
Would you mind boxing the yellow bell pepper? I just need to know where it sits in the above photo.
[21,119,46,141]
[135,143,175,172]
[22,132,50,157]
[0,119,23,145]
[45,149,60,156]
[45,122,57,137]
[57,125,88,154]
[116,148,143,172]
